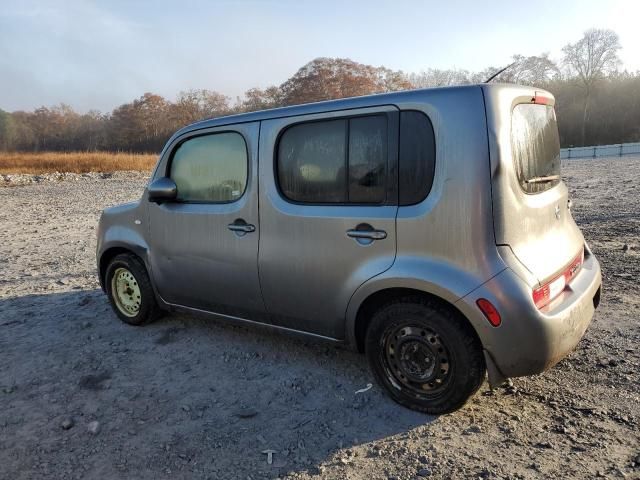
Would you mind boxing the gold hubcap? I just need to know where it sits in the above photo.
[111,267,141,317]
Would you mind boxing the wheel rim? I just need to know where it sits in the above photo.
[382,324,452,397]
[111,267,141,317]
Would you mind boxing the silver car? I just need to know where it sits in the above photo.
[97,84,602,413]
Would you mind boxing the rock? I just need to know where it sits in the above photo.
[61,418,74,430]
[233,407,258,419]
[622,244,630,252]
[78,297,92,307]
[417,468,431,477]
[87,421,100,435]
[81,321,92,328]
[535,441,553,449]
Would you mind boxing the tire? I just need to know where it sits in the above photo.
[365,296,485,414]
[105,253,160,326]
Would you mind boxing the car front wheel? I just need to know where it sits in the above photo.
[105,253,160,326]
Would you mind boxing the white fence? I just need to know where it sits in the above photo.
[560,142,640,159]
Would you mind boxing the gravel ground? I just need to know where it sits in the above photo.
[1,158,639,480]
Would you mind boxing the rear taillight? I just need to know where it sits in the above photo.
[532,91,554,105]
[532,248,584,309]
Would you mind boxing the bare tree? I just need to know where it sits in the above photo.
[476,54,559,85]
[562,28,621,145]
[507,54,560,84]
[409,69,472,88]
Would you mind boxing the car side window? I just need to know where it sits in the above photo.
[170,132,248,203]
[399,111,436,206]
[348,116,387,203]
[277,115,388,204]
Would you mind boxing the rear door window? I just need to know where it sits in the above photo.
[277,115,388,204]
[348,116,387,203]
[511,104,561,194]
[277,119,347,203]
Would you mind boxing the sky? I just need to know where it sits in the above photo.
[1,0,639,113]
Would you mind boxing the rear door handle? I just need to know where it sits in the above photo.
[228,220,255,234]
[346,229,387,240]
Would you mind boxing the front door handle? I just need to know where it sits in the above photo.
[346,228,387,240]
[228,219,255,234]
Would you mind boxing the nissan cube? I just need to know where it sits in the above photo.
[97,84,602,414]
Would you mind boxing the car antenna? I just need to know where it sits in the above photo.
[484,62,516,83]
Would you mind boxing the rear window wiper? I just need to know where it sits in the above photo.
[525,174,560,184]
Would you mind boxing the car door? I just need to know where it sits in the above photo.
[258,106,399,339]
[146,122,265,319]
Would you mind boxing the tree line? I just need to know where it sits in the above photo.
[1,28,637,153]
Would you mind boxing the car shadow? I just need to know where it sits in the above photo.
[0,288,442,479]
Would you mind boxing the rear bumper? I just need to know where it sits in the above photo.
[455,250,601,378]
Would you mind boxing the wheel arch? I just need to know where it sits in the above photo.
[350,286,483,354]
[98,244,148,291]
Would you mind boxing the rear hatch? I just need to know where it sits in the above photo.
[483,85,585,304]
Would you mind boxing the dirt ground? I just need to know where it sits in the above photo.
[1,158,639,480]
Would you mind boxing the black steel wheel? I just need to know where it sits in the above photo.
[365,296,485,414]
[382,325,452,396]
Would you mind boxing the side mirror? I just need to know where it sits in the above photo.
[148,177,177,203]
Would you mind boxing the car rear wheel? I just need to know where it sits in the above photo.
[365,296,485,414]
[105,253,160,326]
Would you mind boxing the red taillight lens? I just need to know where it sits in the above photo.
[476,298,501,327]
[532,91,554,105]
[532,248,584,310]
[532,283,553,309]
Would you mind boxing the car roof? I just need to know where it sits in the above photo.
[166,83,541,147]
[175,84,480,134]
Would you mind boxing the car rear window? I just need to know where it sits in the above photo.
[399,111,436,205]
[511,104,561,194]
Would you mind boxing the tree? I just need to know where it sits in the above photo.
[240,86,283,112]
[475,54,559,85]
[562,29,621,145]
[2,45,639,153]
[109,93,171,151]
[279,57,412,106]
[171,89,231,126]
[0,109,16,150]
[409,69,472,88]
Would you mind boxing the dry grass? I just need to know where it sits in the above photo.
[0,151,158,174]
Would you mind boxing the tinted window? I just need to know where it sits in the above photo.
[277,115,388,204]
[170,132,247,202]
[399,111,436,205]
[278,119,347,203]
[511,104,561,194]
[348,116,387,203]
